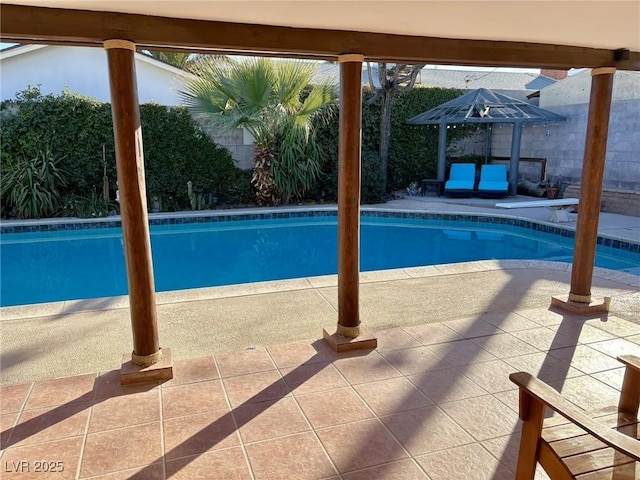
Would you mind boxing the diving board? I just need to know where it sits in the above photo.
[495,198,579,209]
[495,198,579,222]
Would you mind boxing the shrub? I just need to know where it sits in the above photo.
[312,86,474,200]
[1,87,241,217]
[1,146,67,219]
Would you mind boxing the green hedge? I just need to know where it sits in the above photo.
[315,86,475,201]
[1,87,243,217]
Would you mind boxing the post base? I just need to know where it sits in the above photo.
[323,326,377,353]
[551,295,611,314]
[120,347,173,385]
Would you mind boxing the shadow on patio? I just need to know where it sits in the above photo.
[2,287,639,479]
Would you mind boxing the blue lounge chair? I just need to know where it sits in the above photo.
[477,164,508,198]
[444,163,476,197]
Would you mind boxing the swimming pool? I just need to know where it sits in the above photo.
[1,210,639,307]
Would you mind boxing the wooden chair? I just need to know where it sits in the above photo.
[509,355,640,479]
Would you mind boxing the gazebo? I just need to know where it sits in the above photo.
[406,88,567,195]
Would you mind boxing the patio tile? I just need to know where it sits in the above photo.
[92,370,158,400]
[459,359,520,394]
[402,323,462,345]
[380,346,449,375]
[514,307,578,327]
[548,345,622,374]
[1,411,19,449]
[296,387,373,429]
[427,339,498,366]
[342,458,429,480]
[407,367,488,404]
[586,315,640,337]
[163,408,239,460]
[481,431,523,472]
[165,447,252,480]
[471,333,539,358]
[316,418,407,473]
[9,401,90,447]
[415,443,513,480]
[381,406,474,456]
[441,316,503,339]
[163,355,219,386]
[280,362,348,395]
[353,377,433,416]
[440,395,521,441]
[492,389,521,414]
[588,338,640,358]
[373,327,422,351]
[161,380,228,419]
[244,432,337,479]
[215,348,276,378]
[25,373,95,410]
[333,351,402,384]
[591,367,626,390]
[510,327,577,351]
[80,464,164,479]
[503,352,582,383]
[626,334,640,345]
[548,376,622,411]
[1,437,83,480]
[479,312,540,332]
[267,340,334,368]
[80,422,162,477]
[546,322,616,344]
[89,390,160,433]
[233,397,310,443]
[223,370,290,407]
[0,382,32,413]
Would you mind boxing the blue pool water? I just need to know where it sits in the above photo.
[1,215,638,307]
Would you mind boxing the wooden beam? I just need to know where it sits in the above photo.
[569,67,616,303]
[2,4,639,70]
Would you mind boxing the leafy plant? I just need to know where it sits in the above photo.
[180,57,336,205]
[1,147,67,219]
[61,190,111,218]
[1,87,240,215]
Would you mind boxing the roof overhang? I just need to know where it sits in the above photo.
[1,2,639,71]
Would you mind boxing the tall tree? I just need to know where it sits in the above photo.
[145,51,193,69]
[180,57,336,205]
[366,63,425,192]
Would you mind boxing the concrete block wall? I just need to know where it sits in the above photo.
[192,114,255,170]
[564,185,640,216]
[490,98,640,192]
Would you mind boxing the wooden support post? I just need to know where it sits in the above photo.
[104,40,172,382]
[323,53,376,352]
[552,67,615,313]
[509,122,523,196]
[437,122,447,182]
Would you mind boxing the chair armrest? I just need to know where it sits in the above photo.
[618,355,640,372]
[509,372,640,461]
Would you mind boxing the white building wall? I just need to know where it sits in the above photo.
[1,45,186,105]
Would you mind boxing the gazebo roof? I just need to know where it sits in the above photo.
[406,87,567,125]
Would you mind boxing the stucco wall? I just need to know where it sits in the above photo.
[1,45,187,105]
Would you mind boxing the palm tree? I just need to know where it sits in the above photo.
[179,57,336,205]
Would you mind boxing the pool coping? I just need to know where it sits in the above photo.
[1,259,638,322]
[2,206,639,252]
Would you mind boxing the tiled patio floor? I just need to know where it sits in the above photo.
[2,307,640,479]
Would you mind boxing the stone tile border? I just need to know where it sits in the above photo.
[2,207,638,253]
